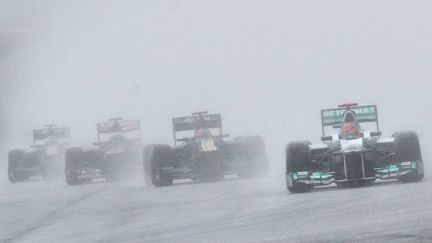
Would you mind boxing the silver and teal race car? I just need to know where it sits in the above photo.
[286,103,424,193]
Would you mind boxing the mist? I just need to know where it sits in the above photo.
[2,0,432,184]
[2,1,432,242]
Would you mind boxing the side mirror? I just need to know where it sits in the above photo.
[370,131,382,137]
[321,136,333,141]
[176,137,191,142]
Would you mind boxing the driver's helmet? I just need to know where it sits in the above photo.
[194,128,211,138]
[340,112,361,139]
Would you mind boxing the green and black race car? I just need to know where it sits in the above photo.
[8,125,70,182]
[286,103,424,193]
[143,111,268,186]
[65,118,141,185]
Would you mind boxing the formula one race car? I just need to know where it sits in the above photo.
[8,125,70,183]
[65,118,141,185]
[286,103,424,193]
[143,111,268,186]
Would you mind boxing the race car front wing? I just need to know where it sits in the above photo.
[287,161,423,187]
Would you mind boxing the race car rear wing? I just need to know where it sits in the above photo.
[320,105,379,136]
[96,118,141,143]
[33,125,70,141]
[172,112,223,145]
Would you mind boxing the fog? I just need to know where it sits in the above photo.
[2,1,432,242]
[2,0,432,184]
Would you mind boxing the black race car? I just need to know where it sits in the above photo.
[143,111,268,186]
[286,103,424,193]
[65,118,141,185]
[8,125,70,182]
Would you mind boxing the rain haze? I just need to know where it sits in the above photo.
[1,1,432,242]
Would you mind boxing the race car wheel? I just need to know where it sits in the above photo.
[286,141,313,193]
[65,147,88,186]
[393,131,424,182]
[143,145,173,187]
[8,150,28,183]
[234,136,268,178]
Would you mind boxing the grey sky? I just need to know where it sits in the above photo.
[1,1,432,175]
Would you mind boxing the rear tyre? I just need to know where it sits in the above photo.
[8,150,28,183]
[393,131,424,182]
[65,147,88,186]
[286,141,313,193]
[234,136,268,179]
[143,145,174,187]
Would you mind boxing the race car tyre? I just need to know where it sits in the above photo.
[286,141,313,193]
[8,150,28,183]
[65,147,89,185]
[143,145,173,187]
[234,136,268,178]
[393,131,424,182]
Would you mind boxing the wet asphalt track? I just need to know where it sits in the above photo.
[1,171,432,243]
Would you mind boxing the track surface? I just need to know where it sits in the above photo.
[1,173,432,243]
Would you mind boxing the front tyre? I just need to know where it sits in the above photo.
[143,145,174,187]
[65,148,88,185]
[286,141,313,193]
[8,150,28,183]
[393,131,424,182]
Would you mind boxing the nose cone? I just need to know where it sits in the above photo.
[340,138,364,151]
